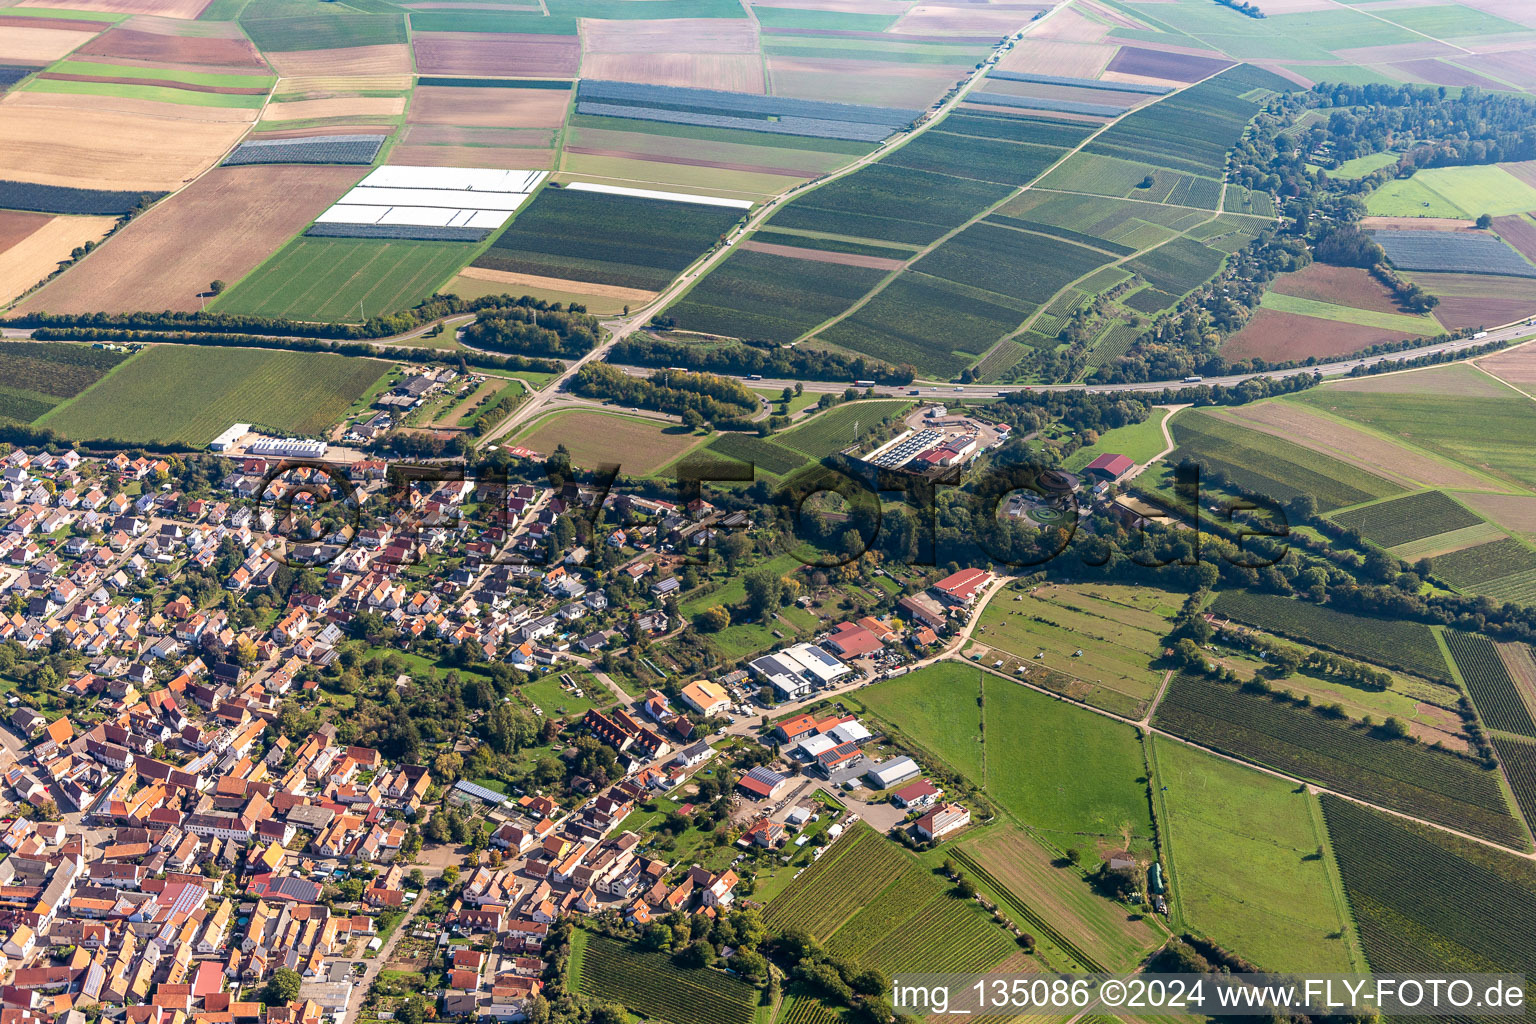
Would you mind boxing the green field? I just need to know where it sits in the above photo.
[1150,738,1363,972]
[569,930,758,1024]
[774,399,912,459]
[1294,381,1536,493]
[475,187,743,291]
[1167,409,1405,511]
[1258,291,1441,333]
[858,663,1154,838]
[975,583,1173,717]
[1062,409,1169,471]
[40,345,390,446]
[215,238,475,322]
[1367,164,1536,219]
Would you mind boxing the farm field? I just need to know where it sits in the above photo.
[568,930,757,1024]
[213,238,476,322]
[974,582,1171,718]
[1293,370,1536,493]
[39,345,390,445]
[474,187,742,292]
[1209,590,1450,682]
[1149,738,1362,973]
[0,341,130,423]
[952,825,1164,972]
[1166,409,1405,511]
[0,212,116,307]
[18,165,363,315]
[983,673,1155,840]
[1153,672,1525,848]
[513,410,707,476]
[773,399,912,459]
[1321,795,1536,977]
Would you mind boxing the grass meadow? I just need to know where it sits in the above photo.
[215,237,476,322]
[1150,737,1364,973]
[39,345,390,445]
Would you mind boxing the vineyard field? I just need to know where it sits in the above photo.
[1154,674,1525,846]
[1444,631,1536,738]
[1209,591,1449,682]
[570,931,758,1024]
[1321,795,1536,976]
[1332,490,1483,548]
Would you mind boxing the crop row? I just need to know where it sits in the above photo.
[669,248,888,344]
[1333,489,1483,548]
[1321,794,1536,976]
[1444,631,1536,738]
[1491,736,1536,831]
[768,163,1015,246]
[1170,413,1402,512]
[575,932,757,1024]
[225,134,385,166]
[705,433,807,476]
[1432,537,1536,590]
[884,131,1065,187]
[819,274,1029,378]
[1155,673,1523,845]
[478,188,741,291]
[0,179,160,216]
[866,893,1016,974]
[1374,230,1536,278]
[1209,590,1447,679]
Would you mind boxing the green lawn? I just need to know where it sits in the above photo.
[215,237,478,322]
[858,661,985,780]
[39,345,390,446]
[1062,409,1170,471]
[983,675,1155,839]
[1150,737,1365,973]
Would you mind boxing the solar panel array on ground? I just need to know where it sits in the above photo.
[574,79,918,142]
[1372,230,1536,278]
[224,134,388,167]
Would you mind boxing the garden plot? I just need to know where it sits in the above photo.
[309,165,546,241]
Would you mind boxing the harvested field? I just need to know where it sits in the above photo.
[262,96,405,121]
[766,57,960,107]
[582,17,759,52]
[0,214,117,307]
[16,164,362,315]
[515,410,705,475]
[1494,215,1536,263]
[458,265,656,304]
[741,239,904,269]
[411,31,580,76]
[78,26,264,66]
[890,4,1045,34]
[263,44,413,77]
[408,84,569,127]
[17,0,209,17]
[1327,362,1511,397]
[1456,492,1536,538]
[995,39,1116,78]
[1221,308,1430,362]
[0,27,104,64]
[1359,216,1473,231]
[388,143,557,168]
[1105,46,1231,82]
[1216,400,1493,492]
[581,53,766,92]
[1268,263,1419,314]
[0,95,247,189]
